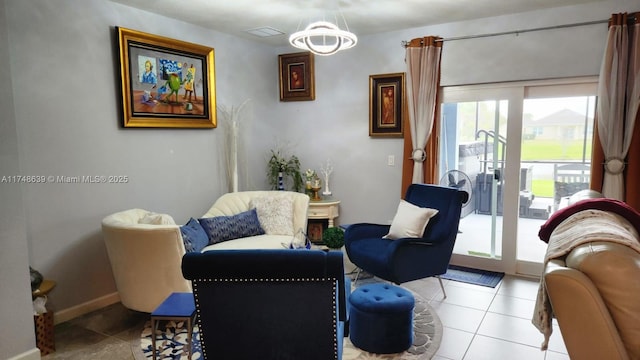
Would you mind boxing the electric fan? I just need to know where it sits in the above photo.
[439,170,473,209]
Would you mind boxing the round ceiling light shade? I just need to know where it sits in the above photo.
[289,21,357,56]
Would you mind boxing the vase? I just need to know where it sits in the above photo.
[278,171,284,190]
[323,177,332,196]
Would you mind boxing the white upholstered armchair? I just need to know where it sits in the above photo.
[101,208,191,313]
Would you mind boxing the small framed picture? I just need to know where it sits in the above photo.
[278,52,315,101]
[307,220,327,243]
[369,72,405,137]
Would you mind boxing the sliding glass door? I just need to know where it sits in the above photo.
[516,85,596,276]
[440,99,508,262]
[439,78,596,275]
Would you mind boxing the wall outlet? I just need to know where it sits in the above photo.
[387,155,395,166]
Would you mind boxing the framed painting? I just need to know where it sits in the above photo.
[116,27,216,128]
[307,220,327,243]
[369,72,405,137]
[278,52,315,101]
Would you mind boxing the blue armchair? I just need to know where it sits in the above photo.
[181,249,349,360]
[344,184,467,296]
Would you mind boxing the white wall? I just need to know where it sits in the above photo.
[2,0,638,358]
[0,0,38,357]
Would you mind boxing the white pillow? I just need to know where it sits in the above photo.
[250,195,294,236]
[384,200,438,239]
[138,212,176,225]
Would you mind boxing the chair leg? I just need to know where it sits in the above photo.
[353,268,362,286]
[436,275,447,299]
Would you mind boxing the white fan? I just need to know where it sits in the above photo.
[439,170,473,209]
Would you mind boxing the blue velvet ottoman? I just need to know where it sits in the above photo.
[348,283,414,354]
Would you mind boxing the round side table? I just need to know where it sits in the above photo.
[32,279,56,299]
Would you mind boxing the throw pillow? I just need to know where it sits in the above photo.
[199,209,265,245]
[180,218,209,253]
[138,212,176,225]
[384,200,439,240]
[250,195,294,236]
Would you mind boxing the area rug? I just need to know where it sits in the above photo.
[441,265,504,288]
[131,281,442,360]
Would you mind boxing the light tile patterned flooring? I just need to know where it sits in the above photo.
[42,275,567,359]
[404,275,568,360]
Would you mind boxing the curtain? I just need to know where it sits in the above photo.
[401,36,443,196]
[593,13,640,205]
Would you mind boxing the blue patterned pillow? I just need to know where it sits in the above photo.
[199,209,265,245]
[180,218,209,253]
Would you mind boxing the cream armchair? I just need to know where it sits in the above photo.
[102,208,191,313]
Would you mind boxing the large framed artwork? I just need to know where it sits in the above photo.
[278,52,315,101]
[116,27,216,128]
[369,72,405,137]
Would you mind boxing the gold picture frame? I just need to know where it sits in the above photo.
[369,72,405,137]
[116,27,216,128]
[278,52,315,101]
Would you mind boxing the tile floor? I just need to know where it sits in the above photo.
[40,274,567,360]
[41,302,147,360]
[404,275,568,360]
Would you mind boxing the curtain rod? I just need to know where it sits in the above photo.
[401,18,612,47]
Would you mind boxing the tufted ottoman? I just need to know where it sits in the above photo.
[348,283,415,354]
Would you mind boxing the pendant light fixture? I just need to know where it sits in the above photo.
[289,12,357,56]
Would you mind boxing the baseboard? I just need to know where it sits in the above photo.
[54,292,120,324]
[7,348,40,360]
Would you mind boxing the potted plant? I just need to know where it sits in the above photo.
[267,149,303,192]
[322,226,345,249]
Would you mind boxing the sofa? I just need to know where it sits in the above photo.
[102,191,310,313]
[199,190,310,251]
[182,249,350,360]
[533,190,640,360]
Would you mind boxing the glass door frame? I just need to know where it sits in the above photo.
[440,77,597,275]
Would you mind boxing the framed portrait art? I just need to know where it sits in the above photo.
[116,27,216,128]
[369,72,405,137]
[278,52,315,101]
[307,220,327,243]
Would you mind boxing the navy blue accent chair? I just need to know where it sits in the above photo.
[344,184,467,297]
[182,249,349,360]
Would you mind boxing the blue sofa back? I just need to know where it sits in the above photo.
[182,249,347,360]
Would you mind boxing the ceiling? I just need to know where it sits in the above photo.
[112,0,604,47]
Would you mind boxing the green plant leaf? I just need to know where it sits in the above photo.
[322,227,344,248]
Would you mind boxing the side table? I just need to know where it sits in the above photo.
[150,292,196,360]
[32,279,56,299]
[308,199,340,227]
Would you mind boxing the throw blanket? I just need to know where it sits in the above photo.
[532,200,640,350]
[538,198,640,243]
